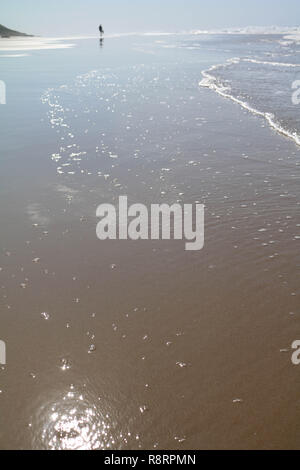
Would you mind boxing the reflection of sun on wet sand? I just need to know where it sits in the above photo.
[0,37,77,51]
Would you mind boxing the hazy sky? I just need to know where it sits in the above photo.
[2,0,300,36]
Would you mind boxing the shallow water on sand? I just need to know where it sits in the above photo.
[0,34,300,450]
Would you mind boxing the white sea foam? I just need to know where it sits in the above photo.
[199,59,300,147]
[192,26,300,36]
[283,33,300,44]
[139,26,300,37]
[243,58,300,68]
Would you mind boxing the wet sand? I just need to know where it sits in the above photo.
[0,36,76,52]
[0,35,300,450]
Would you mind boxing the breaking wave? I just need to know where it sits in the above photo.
[199,58,300,147]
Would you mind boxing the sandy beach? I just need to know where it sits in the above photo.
[0,31,300,450]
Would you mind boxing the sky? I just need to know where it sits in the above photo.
[2,0,300,36]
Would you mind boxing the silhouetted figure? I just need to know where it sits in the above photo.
[99,25,104,37]
[99,37,104,48]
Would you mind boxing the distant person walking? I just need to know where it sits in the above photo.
[99,25,104,36]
